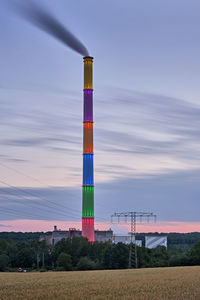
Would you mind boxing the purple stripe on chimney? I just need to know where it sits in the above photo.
[84,89,93,122]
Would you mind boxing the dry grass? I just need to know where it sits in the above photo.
[0,266,200,300]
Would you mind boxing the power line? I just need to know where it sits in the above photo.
[0,185,106,223]
[0,162,47,187]
[111,211,157,268]
[0,179,81,217]
[0,160,104,212]
[0,162,82,214]
[0,207,81,221]
[0,163,110,224]
[0,181,80,220]
[0,206,56,221]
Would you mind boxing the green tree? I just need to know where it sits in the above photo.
[88,242,108,267]
[54,238,71,255]
[168,253,190,266]
[57,252,72,271]
[70,237,90,266]
[190,240,200,265]
[16,247,35,268]
[112,243,129,269]
[103,244,113,269]
[76,256,96,270]
[137,246,152,268]
[7,242,18,268]
[0,254,9,271]
[0,239,8,254]
[151,246,169,267]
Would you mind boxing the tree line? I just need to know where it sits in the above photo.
[0,236,200,271]
[1,232,200,248]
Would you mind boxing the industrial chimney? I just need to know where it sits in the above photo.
[82,56,94,242]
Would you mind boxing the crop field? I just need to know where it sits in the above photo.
[0,266,200,300]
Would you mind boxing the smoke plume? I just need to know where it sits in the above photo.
[13,0,89,56]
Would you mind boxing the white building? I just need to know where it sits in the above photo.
[113,235,142,246]
[145,236,167,249]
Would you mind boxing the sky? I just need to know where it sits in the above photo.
[0,0,200,233]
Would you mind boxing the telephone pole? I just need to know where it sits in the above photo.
[111,211,156,268]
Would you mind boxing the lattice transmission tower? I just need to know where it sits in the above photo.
[111,211,156,268]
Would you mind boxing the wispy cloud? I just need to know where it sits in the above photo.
[0,169,199,223]
[0,86,200,188]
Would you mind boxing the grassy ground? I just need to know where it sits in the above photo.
[0,266,200,300]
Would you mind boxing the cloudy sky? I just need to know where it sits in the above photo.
[0,0,200,233]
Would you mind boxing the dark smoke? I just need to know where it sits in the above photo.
[13,0,89,56]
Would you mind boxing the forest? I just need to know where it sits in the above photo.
[0,233,200,271]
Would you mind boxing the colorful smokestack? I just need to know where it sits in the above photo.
[82,56,94,242]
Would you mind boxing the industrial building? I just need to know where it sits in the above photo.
[39,226,113,246]
[40,227,146,247]
[113,235,142,246]
[145,236,167,249]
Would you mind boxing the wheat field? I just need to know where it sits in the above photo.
[0,266,200,300]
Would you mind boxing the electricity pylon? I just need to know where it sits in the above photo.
[111,211,156,268]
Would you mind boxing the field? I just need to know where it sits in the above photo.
[0,266,200,300]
